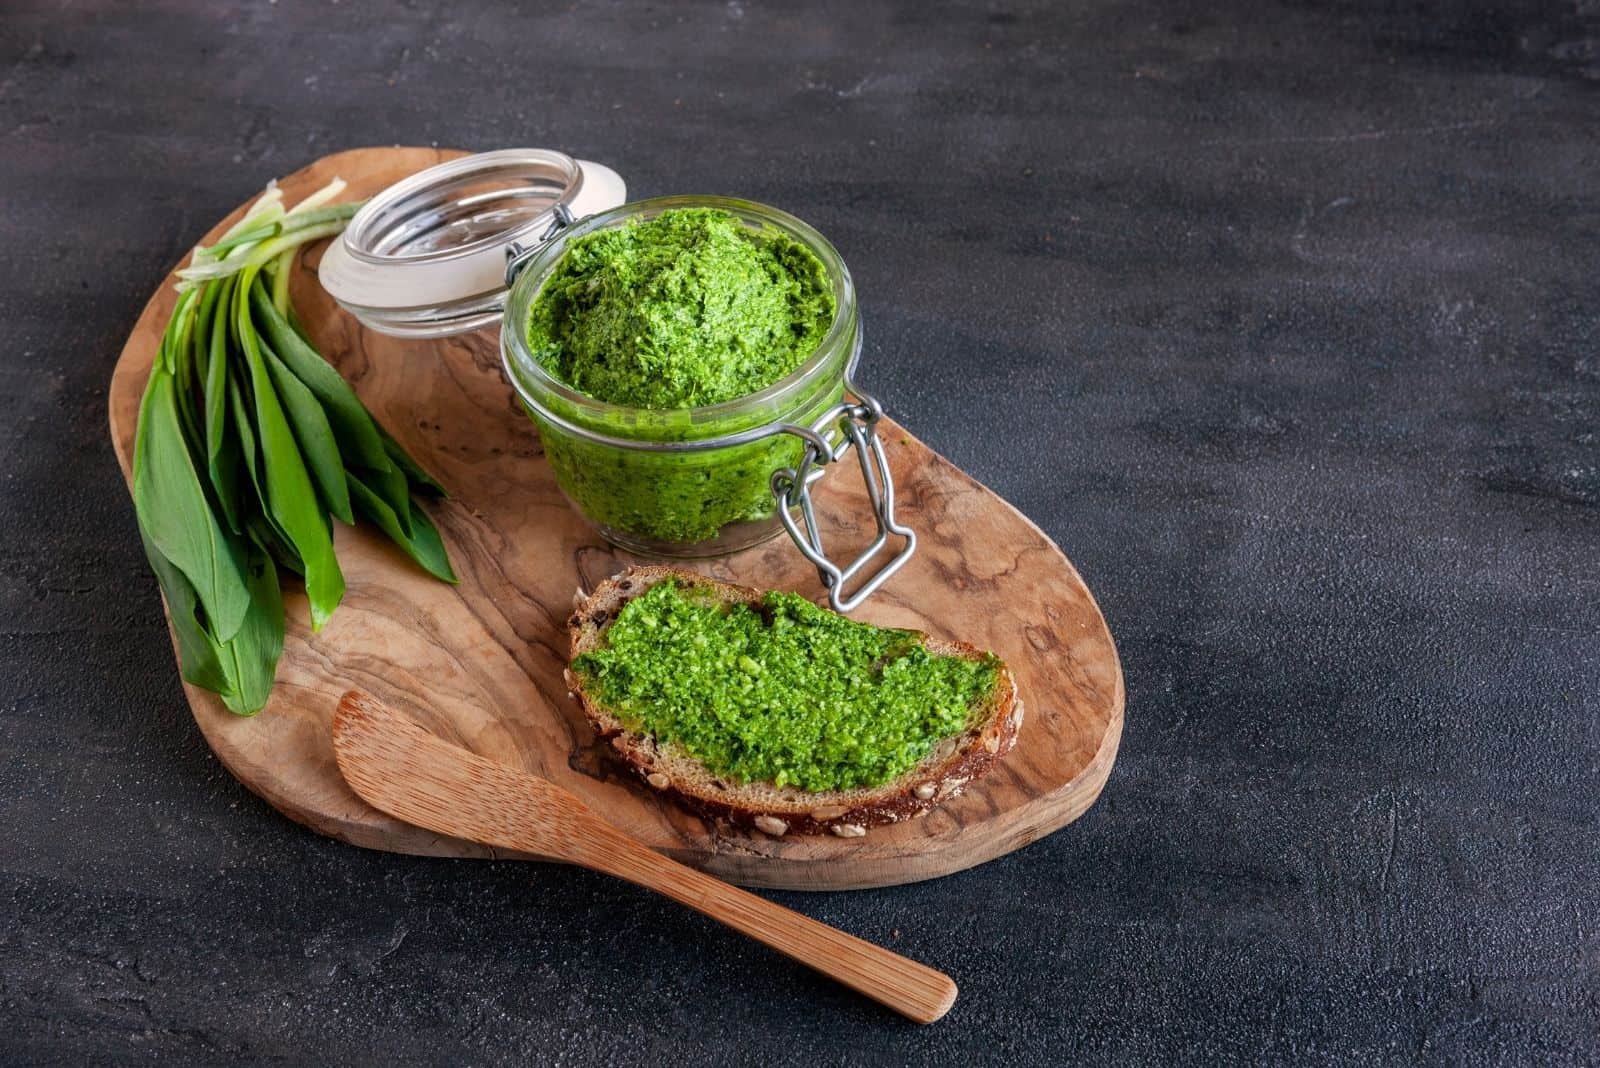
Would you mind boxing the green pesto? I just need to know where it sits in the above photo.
[537,425,822,545]
[572,580,999,792]
[526,208,836,410]
[522,207,843,547]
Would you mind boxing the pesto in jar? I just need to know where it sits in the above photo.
[572,579,999,792]
[521,207,840,547]
[527,208,835,408]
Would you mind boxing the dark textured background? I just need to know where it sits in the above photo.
[2,1,1597,1064]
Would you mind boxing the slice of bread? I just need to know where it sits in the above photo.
[564,565,1022,838]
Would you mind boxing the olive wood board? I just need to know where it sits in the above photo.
[107,146,1125,890]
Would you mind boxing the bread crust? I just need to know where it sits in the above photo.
[564,565,1022,838]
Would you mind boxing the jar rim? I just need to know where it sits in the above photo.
[500,195,858,432]
[345,148,583,267]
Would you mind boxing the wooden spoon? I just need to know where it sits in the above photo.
[330,690,959,1024]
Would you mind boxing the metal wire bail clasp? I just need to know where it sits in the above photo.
[504,204,577,286]
[770,380,917,612]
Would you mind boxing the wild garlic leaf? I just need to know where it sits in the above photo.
[216,544,285,715]
[226,366,265,514]
[203,278,247,533]
[228,373,304,578]
[247,514,304,578]
[235,270,345,630]
[250,285,415,531]
[138,527,233,697]
[260,333,354,525]
[132,365,251,641]
[172,289,208,456]
[348,472,458,584]
[375,421,448,497]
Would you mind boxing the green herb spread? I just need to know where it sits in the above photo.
[572,580,999,792]
[538,427,819,546]
[526,208,836,409]
[520,205,845,548]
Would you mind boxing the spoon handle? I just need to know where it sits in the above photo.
[573,820,958,1024]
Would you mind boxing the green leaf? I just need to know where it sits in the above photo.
[246,514,303,577]
[249,286,388,464]
[228,371,304,577]
[216,544,285,715]
[270,246,294,316]
[172,288,208,458]
[178,215,352,286]
[376,422,448,497]
[258,333,353,525]
[132,364,251,641]
[154,288,197,375]
[249,284,415,529]
[140,526,283,715]
[235,269,344,630]
[203,219,281,259]
[204,277,247,533]
[349,473,458,584]
[138,528,233,696]
[286,305,316,346]
[355,459,414,533]
[226,364,265,510]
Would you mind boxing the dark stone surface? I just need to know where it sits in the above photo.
[2,1,1597,1063]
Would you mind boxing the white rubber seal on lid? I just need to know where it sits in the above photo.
[318,149,625,337]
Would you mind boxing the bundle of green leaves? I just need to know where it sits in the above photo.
[133,180,456,715]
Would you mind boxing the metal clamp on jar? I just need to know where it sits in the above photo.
[321,152,915,611]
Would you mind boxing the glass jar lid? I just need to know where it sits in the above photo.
[318,148,625,338]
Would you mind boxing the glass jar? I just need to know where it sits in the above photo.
[501,196,914,609]
[502,196,853,557]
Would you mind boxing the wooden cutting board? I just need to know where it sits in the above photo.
[107,146,1124,890]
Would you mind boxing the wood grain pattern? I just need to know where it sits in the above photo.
[332,690,959,1023]
[106,146,1125,890]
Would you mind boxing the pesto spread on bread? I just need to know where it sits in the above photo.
[570,579,999,792]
